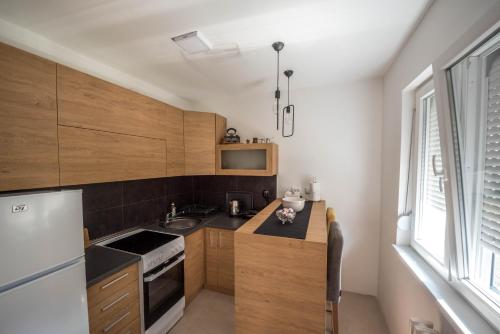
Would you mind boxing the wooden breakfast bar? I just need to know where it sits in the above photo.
[235,199,327,334]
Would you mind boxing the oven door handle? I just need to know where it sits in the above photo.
[144,254,185,283]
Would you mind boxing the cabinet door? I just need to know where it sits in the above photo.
[57,65,167,139]
[204,228,219,290]
[166,106,184,176]
[184,229,205,305]
[59,126,166,185]
[217,229,235,295]
[0,42,59,191]
[184,111,216,175]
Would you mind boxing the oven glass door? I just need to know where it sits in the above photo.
[143,252,184,329]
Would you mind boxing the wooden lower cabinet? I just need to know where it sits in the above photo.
[87,263,141,334]
[184,228,205,305]
[205,228,235,295]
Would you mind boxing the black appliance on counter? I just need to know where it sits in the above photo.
[179,204,218,217]
[226,191,258,218]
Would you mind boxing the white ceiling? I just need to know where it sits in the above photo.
[0,0,430,104]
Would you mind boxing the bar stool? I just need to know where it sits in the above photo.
[326,207,344,334]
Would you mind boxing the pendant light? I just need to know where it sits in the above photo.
[282,69,295,137]
[272,41,284,130]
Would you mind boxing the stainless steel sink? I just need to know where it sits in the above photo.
[161,217,202,229]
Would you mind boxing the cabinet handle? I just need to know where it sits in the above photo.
[101,272,129,290]
[103,311,130,333]
[101,292,129,312]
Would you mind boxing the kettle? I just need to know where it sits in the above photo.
[229,200,240,216]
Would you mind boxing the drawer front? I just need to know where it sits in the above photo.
[89,280,139,330]
[88,264,138,305]
[90,302,139,334]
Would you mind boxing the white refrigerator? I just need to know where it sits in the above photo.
[0,190,89,334]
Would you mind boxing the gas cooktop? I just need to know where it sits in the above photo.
[105,230,179,255]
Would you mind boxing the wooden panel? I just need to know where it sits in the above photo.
[91,310,140,334]
[205,228,219,290]
[59,126,166,185]
[306,201,328,244]
[87,263,139,305]
[57,65,167,139]
[0,42,59,191]
[87,263,140,334]
[235,200,327,333]
[215,114,227,145]
[218,229,235,295]
[166,106,185,176]
[184,111,216,175]
[89,281,139,330]
[216,143,278,176]
[235,233,327,334]
[184,228,205,305]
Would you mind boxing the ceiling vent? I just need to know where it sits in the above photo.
[171,31,212,54]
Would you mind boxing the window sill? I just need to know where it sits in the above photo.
[393,245,498,334]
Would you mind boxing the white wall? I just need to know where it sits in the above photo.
[200,79,383,296]
[379,0,500,333]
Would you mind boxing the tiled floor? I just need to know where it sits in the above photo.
[168,289,389,334]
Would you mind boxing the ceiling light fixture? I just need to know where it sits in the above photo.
[272,41,284,131]
[171,31,212,54]
[282,69,295,137]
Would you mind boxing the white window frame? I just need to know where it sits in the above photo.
[433,23,500,329]
[410,79,450,277]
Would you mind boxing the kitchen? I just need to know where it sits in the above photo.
[1,1,500,334]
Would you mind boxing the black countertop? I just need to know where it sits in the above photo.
[85,212,249,287]
[85,245,141,288]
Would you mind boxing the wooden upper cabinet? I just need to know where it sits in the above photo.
[166,106,185,176]
[58,126,166,185]
[57,65,167,139]
[216,143,278,176]
[184,111,226,175]
[0,43,59,191]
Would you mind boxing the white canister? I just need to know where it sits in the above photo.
[311,177,320,201]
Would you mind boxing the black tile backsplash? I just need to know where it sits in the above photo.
[194,175,277,210]
[2,175,276,240]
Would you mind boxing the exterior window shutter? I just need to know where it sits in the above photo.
[423,95,446,211]
[482,55,500,253]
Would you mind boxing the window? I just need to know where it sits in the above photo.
[447,31,500,312]
[411,81,448,267]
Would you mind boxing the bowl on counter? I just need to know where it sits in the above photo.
[282,196,305,212]
[276,208,296,224]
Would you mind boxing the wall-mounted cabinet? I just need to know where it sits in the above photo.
[58,126,166,185]
[57,65,167,139]
[216,143,278,176]
[0,43,237,191]
[166,106,185,176]
[184,112,226,175]
[0,42,59,192]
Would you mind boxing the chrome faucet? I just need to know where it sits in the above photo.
[165,202,177,223]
